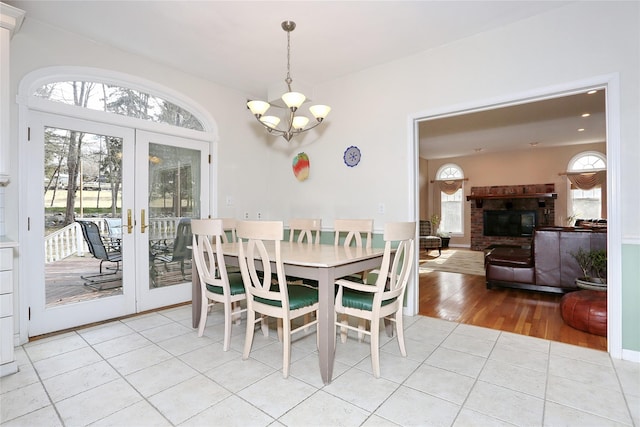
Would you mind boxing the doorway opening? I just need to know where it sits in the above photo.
[411,76,621,356]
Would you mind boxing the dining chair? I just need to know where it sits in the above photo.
[220,217,238,243]
[334,221,416,378]
[333,218,373,249]
[333,218,374,286]
[288,218,322,244]
[191,219,246,350]
[237,220,319,378]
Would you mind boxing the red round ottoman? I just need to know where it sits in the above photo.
[561,290,607,336]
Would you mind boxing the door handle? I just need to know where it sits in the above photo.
[127,209,133,234]
[141,209,149,233]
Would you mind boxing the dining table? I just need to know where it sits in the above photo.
[191,240,386,384]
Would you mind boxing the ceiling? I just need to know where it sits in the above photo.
[7,1,605,159]
[419,89,606,159]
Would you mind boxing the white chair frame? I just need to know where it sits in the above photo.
[191,219,246,350]
[334,221,416,378]
[288,218,322,244]
[237,220,319,378]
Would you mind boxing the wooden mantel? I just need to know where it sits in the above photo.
[466,192,557,208]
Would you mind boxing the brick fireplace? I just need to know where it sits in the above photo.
[469,183,556,250]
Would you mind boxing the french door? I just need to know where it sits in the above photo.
[27,112,209,336]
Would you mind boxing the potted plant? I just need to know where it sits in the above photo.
[571,247,607,289]
[430,214,440,234]
[430,214,451,248]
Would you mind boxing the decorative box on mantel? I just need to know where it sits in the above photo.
[469,183,556,251]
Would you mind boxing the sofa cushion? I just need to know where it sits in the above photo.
[485,247,532,268]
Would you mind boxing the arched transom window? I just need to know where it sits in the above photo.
[34,80,205,131]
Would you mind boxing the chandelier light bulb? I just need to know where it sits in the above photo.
[309,105,331,121]
[247,100,270,117]
[282,92,306,110]
[292,116,309,130]
[260,116,280,129]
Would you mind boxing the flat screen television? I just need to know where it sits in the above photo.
[483,210,537,237]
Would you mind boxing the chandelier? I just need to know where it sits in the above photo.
[247,21,331,142]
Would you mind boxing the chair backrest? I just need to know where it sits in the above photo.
[104,218,122,239]
[333,219,373,249]
[220,217,237,243]
[419,220,436,237]
[288,218,322,244]
[77,220,111,260]
[373,221,416,304]
[237,221,289,310]
[191,219,231,293]
[171,218,193,261]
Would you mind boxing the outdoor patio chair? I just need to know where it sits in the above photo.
[151,217,192,285]
[103,217,122,250]
[77,219,123,290]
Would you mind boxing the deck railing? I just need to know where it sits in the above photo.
[44,221,90,263]
[44,217,181,263]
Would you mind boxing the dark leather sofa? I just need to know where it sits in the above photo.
[485,227,606,294]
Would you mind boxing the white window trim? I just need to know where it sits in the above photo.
[567,150,607,219]
[435,163,464,236]
[568,150,606,172]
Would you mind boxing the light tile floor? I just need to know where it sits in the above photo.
[1,305,638,426]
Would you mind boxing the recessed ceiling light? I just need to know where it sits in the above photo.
[581,113,591,118]
[587,90,598,95]
[474,148,483,152]
[529,142,539,147]
[578,128,585,132]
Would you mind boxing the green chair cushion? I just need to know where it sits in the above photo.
[206,272,245,296]
[255,284,318,310]
[341,288,396,311]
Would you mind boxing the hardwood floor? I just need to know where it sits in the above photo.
[418,263,607,352]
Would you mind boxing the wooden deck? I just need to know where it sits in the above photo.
[45,255,191,306]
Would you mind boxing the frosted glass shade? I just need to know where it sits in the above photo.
[282,92,306,109]
[292,116,309,130]
[309,104,331,120]
[247,100,270,116]
[260,116,280,129]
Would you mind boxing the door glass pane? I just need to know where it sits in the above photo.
[148,143,200,289]
[44,127,123,306]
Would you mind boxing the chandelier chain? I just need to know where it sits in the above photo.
[285,29,292,90]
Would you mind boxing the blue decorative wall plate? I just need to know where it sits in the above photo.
[343,145,361,167]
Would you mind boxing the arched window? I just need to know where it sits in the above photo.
[567,151,606,220]
[435,164,464,235]
[34,80,205,131]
